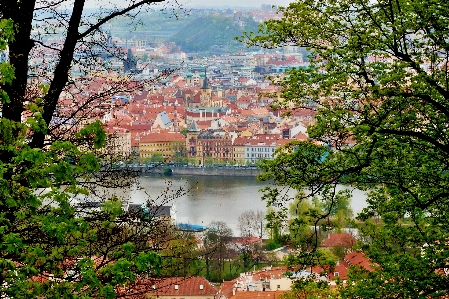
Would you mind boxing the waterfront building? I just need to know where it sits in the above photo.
[232,137,247,165]
[197,130,232,164]
[186,120,232,165]
[139,131,186,162]
[103,126,132,157]
[186,120,201,162]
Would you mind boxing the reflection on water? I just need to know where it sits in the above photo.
[130,174,367,235]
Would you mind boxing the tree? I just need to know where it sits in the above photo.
[0,1,191,298]
[150,153,165,163]
[0,0,176,149]
[280,277,340,299]
[237,209,266,238]
[158,230,202,278]
[288,192,319,249]
[265,206,288,246]
[236,210,265,269]
[204,157,214,167]
[243,0,449,297]
[203,221,232,282]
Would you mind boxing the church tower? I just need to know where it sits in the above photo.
[186,120,201,164]
[185,66,194,86]
[200,68,212,107]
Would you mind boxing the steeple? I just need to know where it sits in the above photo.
[186,65,193,78]
[201,67,209,89]
[186,119,200,132]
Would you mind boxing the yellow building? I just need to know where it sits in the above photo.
[232,137,247,165]
[139,131,186,162]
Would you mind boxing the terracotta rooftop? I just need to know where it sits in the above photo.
[139,131,186,143]
[120,276,218,299]
[344,251,374,272]
[320,233,357,248]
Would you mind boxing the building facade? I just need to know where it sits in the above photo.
[139,131,186,162]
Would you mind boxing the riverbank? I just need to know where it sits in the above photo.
[137,165,262,177]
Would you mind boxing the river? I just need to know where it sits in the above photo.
[129,174,367,236]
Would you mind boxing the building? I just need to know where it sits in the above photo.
[186,120,201,162]
[139,131,186,162]
[245,139,276,164]
[120,276,218,299]
[232,137,248,165]
[198,130,232,164]
[186,120,232,165]
[152,111,173,130]
[103,126,131,157]
[127,203,176,223]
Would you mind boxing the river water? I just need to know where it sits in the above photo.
[129,174,368,236]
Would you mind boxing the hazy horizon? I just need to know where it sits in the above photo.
[84,0,292,9]
[182,0,292,7]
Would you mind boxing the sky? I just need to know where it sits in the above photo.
[84,0,293,9]
[181,0,292,7]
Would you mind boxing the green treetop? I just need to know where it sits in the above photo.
[0,1,192,296]
[242,0,449,297]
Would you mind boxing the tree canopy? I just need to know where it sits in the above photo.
[0,1,193,298]
[243,0,449,297]
[1,0,175,149]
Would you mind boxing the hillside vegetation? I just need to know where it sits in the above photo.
[171,15,259,53]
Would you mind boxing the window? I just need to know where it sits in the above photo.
[334,272,339,277]
[277,285,281,289]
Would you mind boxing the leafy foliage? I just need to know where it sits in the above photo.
[243,0,449,297]
[281,277,340,299]
[0,1,193,297]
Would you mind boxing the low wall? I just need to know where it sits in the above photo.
[137,166,262,177]
[171,167,262,177]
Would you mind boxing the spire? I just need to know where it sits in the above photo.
[187,119,200,132]
[186,65,193,78]
[201,67,209,89]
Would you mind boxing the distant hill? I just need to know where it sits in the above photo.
[170,15,259,53]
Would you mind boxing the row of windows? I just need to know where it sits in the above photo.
[141,143,183,147]
[200,142,231,146]
[247,153,272,158]
[141,148,171,152]
[249,147,275,152]
[141,154,169,158]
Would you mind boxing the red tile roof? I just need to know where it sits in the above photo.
[139,131,186,143]
[344,251,374,272]
[120,276,218,299]
[320,233,357,248]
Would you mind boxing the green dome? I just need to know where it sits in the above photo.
[185,66,193,78]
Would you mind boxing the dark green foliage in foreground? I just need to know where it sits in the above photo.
[0,5,191,298]
[242,0,449,297]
